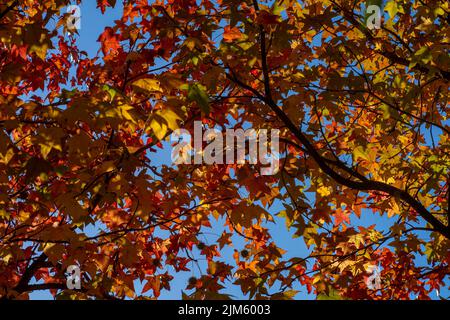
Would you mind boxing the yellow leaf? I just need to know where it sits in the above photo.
[150,118,168,141]
[183,37,199,50]
[0,139,14,164]
[385,1,396,18]
[353,146,370,162]
[118,104,137,123]
[148,108,181,141]
[387,200,400,218]
[317,186,332,197]
[158,108,181,130]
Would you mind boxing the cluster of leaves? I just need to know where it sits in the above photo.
[0,0,449,300]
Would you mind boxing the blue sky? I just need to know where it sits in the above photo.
[29,1,448,300]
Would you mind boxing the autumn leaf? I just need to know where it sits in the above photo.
[223,26,242,42]
[1,0,449,302]
[98,27,121,55]
[187,83,210,114]
[147,108,181,140]
[132,78,163,94]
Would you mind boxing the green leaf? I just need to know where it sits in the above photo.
[188,83,210,114]
[102,84,117,102]
[410,47,432,69]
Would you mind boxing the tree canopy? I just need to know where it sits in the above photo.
[0,0,449,300]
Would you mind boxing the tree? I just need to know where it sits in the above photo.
[0,0,449,300]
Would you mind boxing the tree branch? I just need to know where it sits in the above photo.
[14,253,51,294]
[16,283,66,293]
